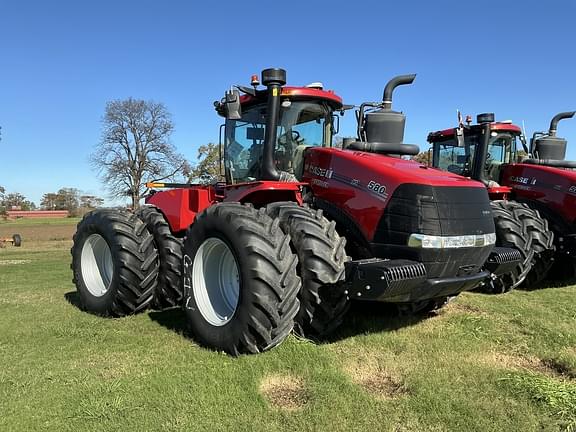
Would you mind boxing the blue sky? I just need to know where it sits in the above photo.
[1,1,575,205]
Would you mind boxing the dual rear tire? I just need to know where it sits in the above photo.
[71,209,159,316]
[136,206,183,309]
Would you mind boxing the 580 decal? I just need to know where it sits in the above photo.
[367,180,388,197]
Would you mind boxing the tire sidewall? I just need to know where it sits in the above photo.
[182,211,260,350]
[73,217,120,314]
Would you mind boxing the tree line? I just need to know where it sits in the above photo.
[0,186,104,217]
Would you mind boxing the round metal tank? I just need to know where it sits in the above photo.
[534,136,567,161]
[364,109,405,144]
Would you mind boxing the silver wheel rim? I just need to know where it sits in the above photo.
[81,234,114,297]
[192,237,240,326]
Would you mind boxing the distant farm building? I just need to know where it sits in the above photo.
[6,210,69,219]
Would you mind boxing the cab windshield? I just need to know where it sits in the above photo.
[433,132,520,181]
[224,100,332,183]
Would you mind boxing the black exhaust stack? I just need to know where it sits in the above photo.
[471,113,495,183]
[348,74,419,156]
[261,68,286,181]
[549,111,575,136]
[382,74,417,109]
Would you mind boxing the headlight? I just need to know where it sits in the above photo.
[408,233,496,249]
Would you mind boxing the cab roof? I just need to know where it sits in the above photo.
[216,86,343,117]
[427,122,522,142]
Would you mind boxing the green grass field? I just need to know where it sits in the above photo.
[0,218,575,431]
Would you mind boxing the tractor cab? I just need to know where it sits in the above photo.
[223,98,335,183]
[215,69,342,184]
[428,113,524,187]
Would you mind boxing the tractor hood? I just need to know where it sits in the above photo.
[320,148,484,188]
[303,147,493,244]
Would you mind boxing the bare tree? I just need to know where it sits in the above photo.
[91,98,190,209]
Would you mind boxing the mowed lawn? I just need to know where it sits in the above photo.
[0,218,575,431]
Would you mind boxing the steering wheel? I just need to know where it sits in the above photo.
[278,130,302,147]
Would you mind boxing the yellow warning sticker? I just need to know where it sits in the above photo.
[272,88,278,97]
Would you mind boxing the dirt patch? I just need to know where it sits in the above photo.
[259,374,309,411]
[445,302,486,316]
[344,359,408,399]
[477,351,575,379]
[541,358,576,379]
[0,259,31,265]
[0,225,75,243]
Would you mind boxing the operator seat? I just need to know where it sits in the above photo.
[292,145,308,180]
[486,160,503,183]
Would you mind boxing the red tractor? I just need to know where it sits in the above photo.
[71,68,518,355]
[427,113,564,289]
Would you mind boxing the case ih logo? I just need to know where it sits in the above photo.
[306,163,333,179]
[568,185,576,195]
[510,176,537,185]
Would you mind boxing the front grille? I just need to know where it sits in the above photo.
[372,184,495,278]
[374,184,494,245]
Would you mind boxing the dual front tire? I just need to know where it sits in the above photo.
[181,203,301,355]
[482,200,554,293]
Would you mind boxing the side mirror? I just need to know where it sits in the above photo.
[456,125,465,147]
[332,114,340,135]
[224,89,242,120]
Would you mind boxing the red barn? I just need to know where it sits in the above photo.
[6,210,69,219]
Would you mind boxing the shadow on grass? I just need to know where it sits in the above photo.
[148,308,188,335]
[64,290,435,345]
[146,301,431,345]
[516,276,576,291]
[323,301,433,344]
